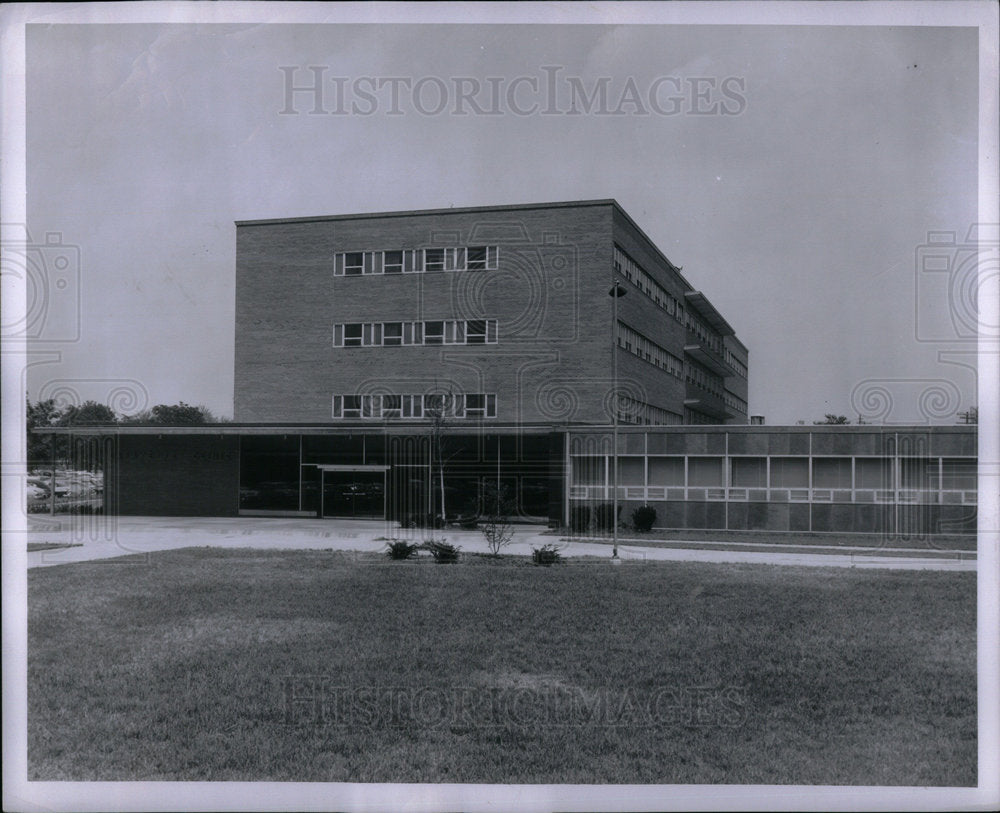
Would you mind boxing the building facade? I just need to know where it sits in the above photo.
[234,200,749,427]
[32,201,978,537]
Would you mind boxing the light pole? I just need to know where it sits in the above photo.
[608,279,627,561]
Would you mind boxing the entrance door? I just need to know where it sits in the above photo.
[321,471,385,519]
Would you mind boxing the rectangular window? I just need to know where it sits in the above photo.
[343,323,363,347]
[466,320,487,344]
[731,457,767,488]
[341,395,361,419]
[362,323,375,346]
[769,457,808,488]
[383,250,404,274]
[900,457,937,490]
[572,456,606,487]
[467,246,488,270]
[465,394,486,417]
[648,457,684,487]
[333,323,344,347]
[446,247,466,270]
[688,457,723,487]
[423,393,449,415]
[361,395,376,418]
[344,252,365,276]
[486,393,496,417]
[856,458,893,490]
[424,248,445,271]
[616,457,645,486]
[402,395,423,418]
[444,320,465,344]
[812,457,852,489]
[941,458,976,491]
[486,320,497,343]
[383,322,403,346]
[424,321,444,344]
[382,395,401,418]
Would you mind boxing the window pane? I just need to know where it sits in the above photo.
[383,251,403,273]
[900,457,937,490]
[941,458,976,490]
[424,248,445,271]
[344,323,363,346]
[467,320,486,343]
[468,246,487,270]
[616,457,645,486]
[344,252,364,275]
[689,457,723,487]
[731,457,766,487]
[572,456,605,486]
[424,321,443,344]
[648,457,684,486]
[383,322,403,345]
[856,458,893,489]
[382,395,401,417]
[770,457,808,488]
[813,457,852,489]
[342,396,361,417]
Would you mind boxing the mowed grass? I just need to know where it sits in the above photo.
[28,548,976,785]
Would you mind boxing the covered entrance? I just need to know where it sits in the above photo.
[319,465,388,519]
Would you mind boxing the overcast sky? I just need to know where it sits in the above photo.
[24,19,981,424]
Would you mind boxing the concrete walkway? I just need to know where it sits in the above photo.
[25,515,977,571]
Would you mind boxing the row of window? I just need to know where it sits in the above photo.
[617,322,684,378]
[616,396,682,426]
[571,455,977,490]
[685,311,722,356]
[724,392,748,415]
[333,246,500,276]
[333,319,498,347]
[614,246,688,325]
[724,348,748,379]
[685,361,724,399]
[331,393,497,419]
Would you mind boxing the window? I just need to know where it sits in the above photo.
[465,394,487,417]
[445,320,465,344]
[616,457,645,486]
[382,322,403,346]
[424,321,444,344]
[402,395,422,418]
[467,246,488,270]
[343,323,363,347]
[731,457,767,488]
[344,252,365,276]
[688,457,723,487]
[572,456,606,486]
[941,458,976,491]
[648,457,685,486]
[424,248,445,271]
[382,394,401,418]
[466,320,487,344]
[769,457,808,488]
[856,458,892,489]
[383,251,403,274]
[812,457,852,489]
[341,395,361,418]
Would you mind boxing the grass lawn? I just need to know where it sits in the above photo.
[28,548,976,784]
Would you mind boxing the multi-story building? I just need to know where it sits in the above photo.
[31,200,978,537]
[233,199,749,427]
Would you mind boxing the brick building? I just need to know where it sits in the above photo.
[233,200,749,426]
[33,200,977,536]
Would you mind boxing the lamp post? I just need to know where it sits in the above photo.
[608,279,627,561]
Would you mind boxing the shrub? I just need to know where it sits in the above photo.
[384,540,420,560]
[632,505,657,533]
[592,503,622,533]
[569,505,591,533]
[532,543,563,566]
[422,539,460,563]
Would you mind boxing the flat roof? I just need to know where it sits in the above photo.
[684,291,736,336]
[235,198,621,228]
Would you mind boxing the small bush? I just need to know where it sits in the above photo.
[569,505,590,533]
[384,540,420,560]
[632,506,657,533]
[532,544,563,566]
[422,539,460,563]
[592,503,622,533]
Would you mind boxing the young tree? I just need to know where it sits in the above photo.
[424,392,454,523]
[481,481,516,557]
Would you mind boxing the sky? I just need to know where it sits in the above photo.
[22,17,984,424]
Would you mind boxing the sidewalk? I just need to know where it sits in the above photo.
[25,515,977,571]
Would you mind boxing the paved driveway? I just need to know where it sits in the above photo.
[25,515,976,571]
